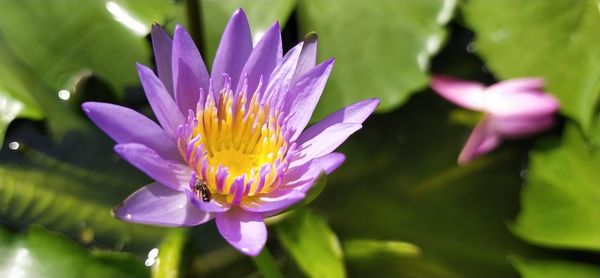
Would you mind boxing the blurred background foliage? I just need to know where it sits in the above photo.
[0,0,599,277]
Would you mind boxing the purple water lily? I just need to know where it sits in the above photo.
[82,9,378,256]
[430,75,559,165]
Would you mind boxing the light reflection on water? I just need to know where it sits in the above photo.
[105,1,148,36]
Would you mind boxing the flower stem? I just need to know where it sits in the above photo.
[184,0,206,58]
[252,248,284,278]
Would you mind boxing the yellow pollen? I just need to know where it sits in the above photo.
[189,90,288,198]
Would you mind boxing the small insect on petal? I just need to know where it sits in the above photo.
[194,178,211,202]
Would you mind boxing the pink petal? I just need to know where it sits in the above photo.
[458,117,501,165]
[486,90,559,117]
[114,183,213,227]
[430,75,487,111]
[137,64,185,136]
[216,208,267,256]
[211,9,252,93]
[114,143,189,191]
[492,114,555,138]
[486,77,545,94]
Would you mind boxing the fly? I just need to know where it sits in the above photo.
[194,178,211,202]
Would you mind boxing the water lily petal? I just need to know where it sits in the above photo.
[298,98,379,144]
[492,114,555,138]
[290,123,360,168]
[291,33,318,84]
[430,75,487,111]
[283,58,335,140]
[236,22,282,94]
[151,24,174,95]
[458,117,501,165]
[486,89,559,117]
[185,187,231,212]
[216,208,266,256]
[241,189,305,213]
[114,183,213,226]
[212,9,252,93]
[81,102,180,161]
[285,152,345,191]
[172,24,210,113]
[114,143,189,191]
[486,77,545,94]
[137,63,185,136]
[264,41,303,106]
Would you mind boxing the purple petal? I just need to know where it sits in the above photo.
[185,187,231,212]
[263,42,303,106]
[297,98,379,144]
[114,143,189,191]
[458,117,501,165]
[283,58,335,140]
[211,9,252,93]
[236,22,282,94]
[430,75,487,111]
[260,153,345,218]
[172,25,209,113]
[137,64,185,136]
[81,102,180,161]
[241,189,305,213]
[114,183,213,227]
[284,152,345,192]
[151,24,174,95]
[291,33,318,84]
[290,123,360,168]
[492,114,555,138]
[216,208,266,256]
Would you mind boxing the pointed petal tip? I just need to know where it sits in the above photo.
[231,8,248,19]
[304,31,318,42]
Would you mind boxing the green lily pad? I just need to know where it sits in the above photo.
[512,257,600,278]
[0,0,176,142]
[276,209,345,278]
[315,92,536,277]
[461,0,600,132]
[512,124,600,250]
[297,0,457,118]
[0,226,149,278]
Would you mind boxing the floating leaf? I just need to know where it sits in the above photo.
[316,93,534,277]
[0,226,149,278]
[344,239,421,260]
[512,124,600,250]
[512,257,600,278]
[0,147,165,252]
[276,209,345,278]
[461,0,600,132]
[297,0,457,118]
[0,0,176,142]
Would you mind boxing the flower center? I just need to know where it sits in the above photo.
[177,83,290,204]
